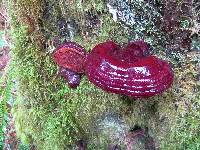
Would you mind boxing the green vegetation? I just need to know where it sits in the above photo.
[0,57,15,149]
[4,0,200,149]
[9,1,128,149]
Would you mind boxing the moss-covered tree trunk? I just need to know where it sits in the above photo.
[7,0,200,150]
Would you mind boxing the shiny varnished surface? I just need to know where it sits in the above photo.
[85,41,173,98]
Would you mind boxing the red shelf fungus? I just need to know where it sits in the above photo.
[85,40,173,98]
[53,40,173,98]
[53,41,87,88]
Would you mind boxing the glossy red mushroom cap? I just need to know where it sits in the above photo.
[85,40,174,98]
[53,41,87,73]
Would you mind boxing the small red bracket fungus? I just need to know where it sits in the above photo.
[53,40,173,98]
[85,40,174,98]
[53,41,87,88]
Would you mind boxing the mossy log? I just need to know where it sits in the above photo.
[7,0,200,150]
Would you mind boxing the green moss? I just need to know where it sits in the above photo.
[9,1,128,149]
[160,61,200,149]
[0,53,16,149]
[8,0,200,149]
